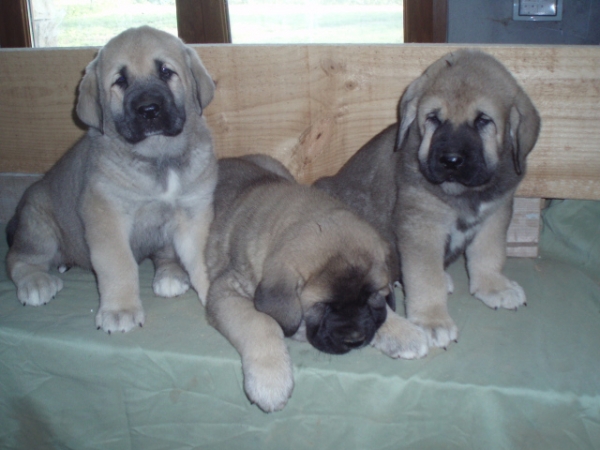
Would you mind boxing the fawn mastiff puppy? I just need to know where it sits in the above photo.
[6,26,217,333]
[205,155,427,412]
[316,49,541,349]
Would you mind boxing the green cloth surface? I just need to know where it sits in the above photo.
[1,199,599,449]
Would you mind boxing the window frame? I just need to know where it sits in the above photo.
[404,0,448,43]
[0,0,446,47]
[0,0,32,47]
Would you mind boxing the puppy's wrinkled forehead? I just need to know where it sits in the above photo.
[420,51,518,124]
[99,26,184,79]
[310,251,390,303]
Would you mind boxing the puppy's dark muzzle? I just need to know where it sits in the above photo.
[116,83,186,144]
[421,122,492,187]
[305,302,386,355]
[342,330,367,348]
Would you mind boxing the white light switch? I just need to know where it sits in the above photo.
[513,0,563,21]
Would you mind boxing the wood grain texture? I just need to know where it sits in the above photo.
[506,198,542,258]
[1,44,599,200]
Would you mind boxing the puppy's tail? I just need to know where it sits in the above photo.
[5,214,18,247]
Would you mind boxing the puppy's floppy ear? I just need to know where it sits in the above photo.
[395,77,423,152]
[508,89,541,175]
[184,46,215,115]
[395,52,459,152]
[76,56,104,132]
[254,264,303,337]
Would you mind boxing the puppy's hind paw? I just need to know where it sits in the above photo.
[95,306,145,334]
[153,263,190,298]
[153,274,190,298]
[17,272,63,306]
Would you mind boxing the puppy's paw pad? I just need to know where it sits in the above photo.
[96,307,145,334]
[153,276,190,298]
[475,279,526,310]
[243,357,294,413]
[371,315,428,360]
[17,273,63,306]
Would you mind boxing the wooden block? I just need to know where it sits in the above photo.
[506,197,542,258]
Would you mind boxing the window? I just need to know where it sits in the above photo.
[228,0,404,44]
[0,0,446,48]
[30,0,178,47]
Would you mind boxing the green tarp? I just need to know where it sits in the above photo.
[1,199,599,449]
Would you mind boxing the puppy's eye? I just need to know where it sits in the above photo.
[475,114,493,130]
[159,64,175,82]
[426,113,442,127]
[113,75,128,89]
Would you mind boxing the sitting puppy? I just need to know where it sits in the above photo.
[205,155,427,412]
[315,49,541,349]
[6,26,218,333]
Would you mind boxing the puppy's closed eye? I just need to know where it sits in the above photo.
[474,113,494,130]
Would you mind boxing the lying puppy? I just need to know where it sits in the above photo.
[6,26,218,333]
[315,49,541,349]
[205,155,427,412]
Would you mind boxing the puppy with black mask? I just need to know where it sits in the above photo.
[315,49,541,350]
[205,154,427,412]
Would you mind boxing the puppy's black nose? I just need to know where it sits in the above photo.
[138,103,161,120]
[343,330,366,348]
[439,154,464,170]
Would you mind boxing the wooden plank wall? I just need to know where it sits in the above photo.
[1,45,599,199]
[0,44,599,257]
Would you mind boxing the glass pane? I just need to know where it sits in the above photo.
[29,0,177,48]
[228,0,403,44]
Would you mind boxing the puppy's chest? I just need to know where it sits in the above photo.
[157,169,183,203]
[132,170,194,220]
[445,201,496,261]
[144,168,201,206]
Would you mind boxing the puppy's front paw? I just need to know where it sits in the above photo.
[95,306,145,334]
[410,312,458,349]
[16,272,63,306]
[153,267,190,298]
[371,312,428,359]
[473,277,526,310]
[243,352,294,413]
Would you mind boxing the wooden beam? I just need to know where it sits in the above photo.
[176,0,231,44]
[1,44,599,201]
[0,0,32,48]
[404,0,447,43]
[432,0,448,43]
